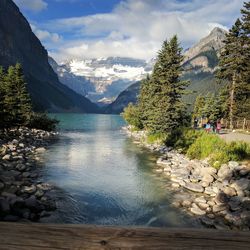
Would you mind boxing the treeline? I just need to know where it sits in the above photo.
[194,2,250,126]
[0,63,58,131]
[123,1,250,139]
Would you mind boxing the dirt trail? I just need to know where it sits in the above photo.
[219,131,250,143]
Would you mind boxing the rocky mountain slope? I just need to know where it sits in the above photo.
[0,0,99,113]
[106,27,227,114]
[52,57,151,105]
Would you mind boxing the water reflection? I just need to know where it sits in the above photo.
[40,114,200,227]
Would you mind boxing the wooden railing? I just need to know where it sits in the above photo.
[0,223,250,249]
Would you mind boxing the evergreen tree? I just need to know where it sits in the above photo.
[3,64,32,127]
[139,36,189,134]
[193,95,205,119]
[216,19,247,128]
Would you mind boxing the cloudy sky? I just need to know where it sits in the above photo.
[14,0,245,62]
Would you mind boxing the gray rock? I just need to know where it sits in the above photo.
[228,161,239,168]
[214,193,228,204]
[198,203,209,210]
[217,164,232,180]
[194,197,207,204]
[184,183,204,193]
[231,179,250,191]
[16,163,26,171]
[0,181,4,190]
[223,186,237,197]
[202,174,214,184]
[182,200,192,207]
[22,185,37,194]
[35,147,46,153]
[2,154,11,160]
[3,215,20,222]
[0,198,10,212]
[190,206,206,215]
[212,204,227,213]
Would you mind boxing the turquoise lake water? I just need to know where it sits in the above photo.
[40,114,199,227]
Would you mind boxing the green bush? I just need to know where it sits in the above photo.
[147,132,167,145]
[186,132,250,167]
[122,103,143,130]
[28,113,59,131]
[174,128,204,152]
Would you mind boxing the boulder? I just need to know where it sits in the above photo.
[217,164,232,180]
[22,185,37,194]
[2,154,11,160]
[231,179,250,191]
[202,174,214,184]
[35,147,46,153]
[16,164,26,171]
[214,193,229,204]
[0,198,10,213]
[212,204,227,213]
[184,183,204,193]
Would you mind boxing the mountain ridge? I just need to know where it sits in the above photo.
[0,0,99,113]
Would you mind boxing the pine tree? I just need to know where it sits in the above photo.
[216,19,247,128]
[139,36,189,134]
[3,64,32,127]
[193,95,205,119]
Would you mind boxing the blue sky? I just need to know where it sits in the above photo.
[14,0,245,62]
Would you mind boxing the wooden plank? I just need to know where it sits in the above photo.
[0,222,250,250]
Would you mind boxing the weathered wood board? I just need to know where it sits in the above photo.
[0,222,249,249]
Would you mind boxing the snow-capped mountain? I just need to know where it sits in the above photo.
[52,57,151,105]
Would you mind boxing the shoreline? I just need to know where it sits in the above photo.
[0,127,58,222]
[124,126,250,230]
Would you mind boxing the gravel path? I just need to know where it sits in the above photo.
[219,131,250,143]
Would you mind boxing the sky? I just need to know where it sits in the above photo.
[13,0,245,62]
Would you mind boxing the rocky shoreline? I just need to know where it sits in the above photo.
[125,127,250,230]
[0,127,58,222]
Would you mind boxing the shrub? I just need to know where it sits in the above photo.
[122,103,143,130]
[226,141,250,161]
[147,132,167,145]
[187,133,227,160]
[28,113,59,131]
[174,128,204,152]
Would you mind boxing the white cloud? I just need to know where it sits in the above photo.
[43,0,245,61]
[31,25,62,43]
[14,0,47,12]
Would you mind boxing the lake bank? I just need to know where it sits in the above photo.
[126,127,250,230]
[0,127,58,222]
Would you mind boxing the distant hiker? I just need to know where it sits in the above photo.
[216,121,222,134]
[211,120,216,133]
[205,121,211,133]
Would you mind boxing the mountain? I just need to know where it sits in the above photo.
[0,0,99,113]
[106,27,227,114]
[54,57,150,105]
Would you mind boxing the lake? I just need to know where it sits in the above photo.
[40,114,199,227]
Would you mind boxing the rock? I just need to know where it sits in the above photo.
[25,196,39,209]
[228,161,239,168]
[212,204,227,213]
[242,200,250,210]
[22,185,37,194]
[2,154,11,160]
[155,169,163,173]
[223,186,237,197]
[22,172,30,178]
[172,183,180,188]
[35,190,44,198]
[0,198,10,213]
[35,147,46,153]
[214,193,229,205]
[171,201,181,208]
[190,206,206,216]
[204,187,216,196]
[182,200,192,207]
[194,197,207,204]
[229,197,242,211]
[231,179,250,191]
[184,183,204,193]
[202,174,214,184]
[16,163,26,171]
[207,200,215,207]
[200,166,217,176]
[201,181,210,188]
[0,181,4,190]
[240,211,250,225]
[217,164,232,180]
[163,166,172,172]
[198,203,209,210]
[200,217,215,227]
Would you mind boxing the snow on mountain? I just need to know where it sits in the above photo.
[57,57,151,104]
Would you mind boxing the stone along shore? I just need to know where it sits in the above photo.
[125,127,250,230]
[0,128,58,222]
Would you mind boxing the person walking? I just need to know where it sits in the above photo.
[216,121,222,134]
